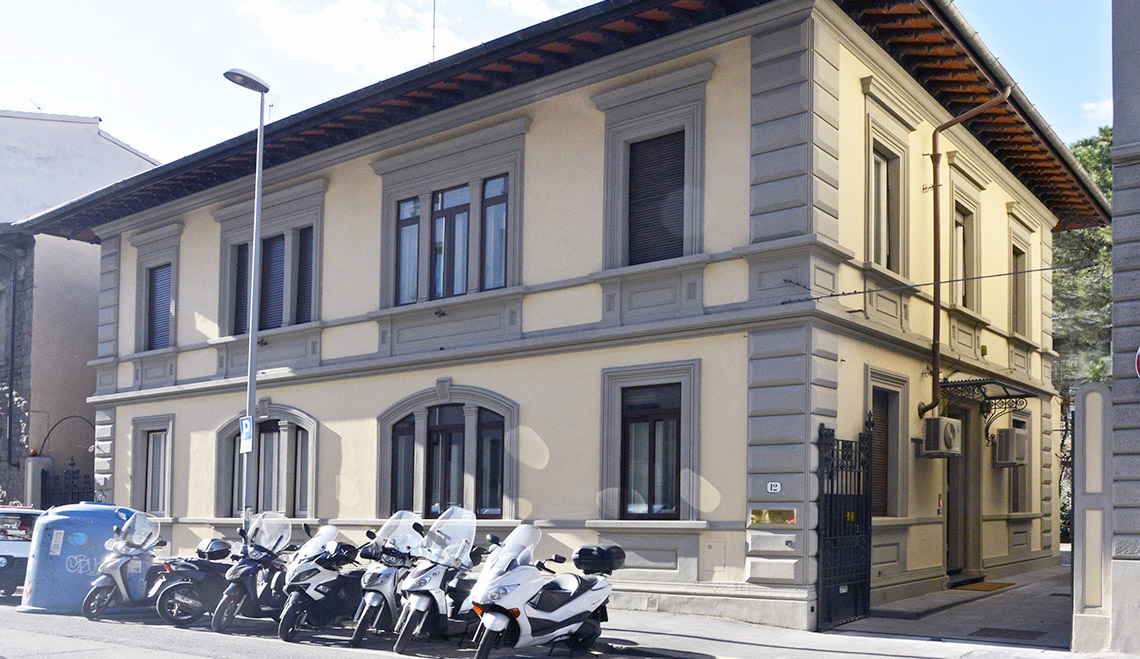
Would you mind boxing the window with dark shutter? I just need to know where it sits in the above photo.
[627,131,685,266]
[233,243,250,335]
[296,226,313,324]
[259,234,285,330]
[871,388,890,517]
[146,263,172,351]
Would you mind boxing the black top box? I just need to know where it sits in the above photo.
[572,544,625,574]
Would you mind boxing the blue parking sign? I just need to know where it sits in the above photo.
[239,416,254,454]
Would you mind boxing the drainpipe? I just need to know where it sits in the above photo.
[918,86,1011,419]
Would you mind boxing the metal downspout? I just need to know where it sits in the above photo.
[918,86,1012,418]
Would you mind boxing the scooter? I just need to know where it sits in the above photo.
[276,523,368,642]
[211,512,293,633]
[469,524,625,658]
[81,512,168,620]
[153,538,233,626]
[392,506,486,655]
[349,510,423,647]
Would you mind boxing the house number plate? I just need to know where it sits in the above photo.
[766,482,782,494]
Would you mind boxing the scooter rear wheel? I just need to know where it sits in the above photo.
[392,608,424,654]
[475,628,501,659]
[210,591,243,633]
[156,581,206,626]
[81,585,117,620]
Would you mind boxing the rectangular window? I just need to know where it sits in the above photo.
[146,263,172,351]
[395,199,420,306]
[1011,243,1028,336]
[145,430,166,514]
[232,228,315,335]
[294,428,309,517]
[627,131,685,266]
[476,408,504,518]
[953,206,976,310]
[258,425,280,512]
[870,149,901,273]
[426,405,465,517]
[871,388,890,517]
[430,186,470,300]
[621,384,681,519]
[392,415,416,512]
[1010,417,1029,513]
[482,175,508,290]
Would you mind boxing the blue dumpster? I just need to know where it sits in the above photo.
[17,502,139,614]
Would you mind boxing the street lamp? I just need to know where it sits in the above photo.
[225,68,269,531]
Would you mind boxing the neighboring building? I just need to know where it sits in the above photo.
[0,110,157,504]
[18,0,1107,631]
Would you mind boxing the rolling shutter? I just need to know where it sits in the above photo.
[295,226,313,324]
[627,130,685,266]
[233,243,249,335]
[871,389,890,517]
[259,234,285,330]
[146,263,172,350]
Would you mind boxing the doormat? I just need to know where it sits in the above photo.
[968,627,1046,641]
[953,581,1013,592]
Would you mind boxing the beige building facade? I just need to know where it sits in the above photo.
[21,0,1107,630]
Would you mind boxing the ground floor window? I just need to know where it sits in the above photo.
[379,380,517,519]
[1010,416,1030,513]
[216,405,317,518]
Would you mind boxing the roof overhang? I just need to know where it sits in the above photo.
[15,0,1109,243]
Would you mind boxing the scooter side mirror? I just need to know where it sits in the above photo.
[302,522,313,538]
[237,527,247,540]
[284,544,299,552]
[551,554,567,564]
[365,529,377,540]
[155,540,167,548]
[486,534,501,545]
[112,525,120,536]
[412,523,425,536]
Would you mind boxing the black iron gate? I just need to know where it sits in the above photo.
[40,458,94,508]
[817,421,872,630]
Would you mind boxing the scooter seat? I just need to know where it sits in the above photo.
[531,574,598,613]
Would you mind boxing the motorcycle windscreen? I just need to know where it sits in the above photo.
[248,512,292,552]
[120,512,161,549]
[421,506,476,568]
[294,525,338,563]
[473,524,541,592]
[371,510,423,556]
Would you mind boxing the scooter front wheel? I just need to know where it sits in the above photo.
[278,594,308,642]
[156,581,206,626]
[210,591,244,633]
[475,628,501,659]
[392,608,424,654]
[350,603,378,647]
[81,585,117,620]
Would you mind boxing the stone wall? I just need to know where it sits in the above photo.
[0,234,35,503]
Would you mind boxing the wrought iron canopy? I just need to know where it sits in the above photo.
[940,378,1034,443]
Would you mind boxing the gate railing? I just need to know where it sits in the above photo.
[817,421,872,631]
[40,458,94,508]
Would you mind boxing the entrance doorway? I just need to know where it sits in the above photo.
[945,406,979,581]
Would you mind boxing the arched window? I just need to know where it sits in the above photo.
[379,379,518,519]
[215,404,317,518]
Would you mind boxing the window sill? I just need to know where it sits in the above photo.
[981,512,1041,522]
[120,346,179,361]
[860,261,918,293]
[585,519,708,533]
[371,285,527,318]
[871,515,943,528]
[1008,332,1041,352]
[589,254,711,283]
[946,304,990,328]
[208,321,325,346]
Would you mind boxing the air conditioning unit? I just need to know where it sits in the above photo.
[993,427,1030,467]
[916,416,962,458]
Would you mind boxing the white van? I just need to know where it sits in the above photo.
[0,507,43,596]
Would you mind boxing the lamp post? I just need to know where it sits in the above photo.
[224,68,270,531]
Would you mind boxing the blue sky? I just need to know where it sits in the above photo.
[0,0,1112,164]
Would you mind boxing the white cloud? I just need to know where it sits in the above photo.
[238,0,476,79]
[487,0,556,21]
[1081,98,1113,121]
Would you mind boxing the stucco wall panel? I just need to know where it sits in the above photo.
[322,160,381,319]
[176,208,219,344]
[520,285,602,333]
[322,322,380,361]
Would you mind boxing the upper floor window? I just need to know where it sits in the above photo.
[1011,242,1028,336]
[378,379,519,519]
[870,148,901,273]
[232,226,314,335]
[594,62,712,269]
[129,223,182,354]
[953,204,978,310]
[375,119,526,309]
[862,76,918,279]
[213,179,326,338]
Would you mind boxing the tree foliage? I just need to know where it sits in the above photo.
[1054,125,1112,388]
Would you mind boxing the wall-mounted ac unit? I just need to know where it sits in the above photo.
[916,416,962,458]
[993,427,1029,467]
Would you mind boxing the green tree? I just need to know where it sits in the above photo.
[1054,125,1112,543]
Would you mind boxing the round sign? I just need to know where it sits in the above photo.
[1136,345,1140,380]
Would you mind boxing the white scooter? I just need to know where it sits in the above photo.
[349,510,422,647]
[469,524,624,658]
[82,512,168,619]
[391,506,485,654]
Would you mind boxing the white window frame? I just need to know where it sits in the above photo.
[129,223,182,353]
[130,414,174,516]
